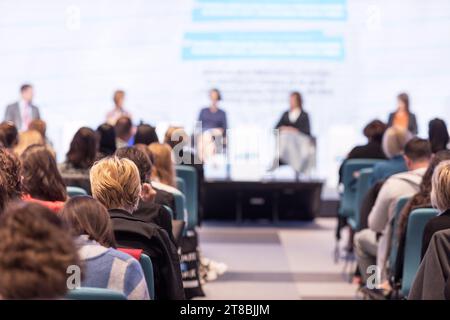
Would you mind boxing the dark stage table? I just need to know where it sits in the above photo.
[202,179,324,222]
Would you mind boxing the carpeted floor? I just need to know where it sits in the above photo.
[197,218,359,300]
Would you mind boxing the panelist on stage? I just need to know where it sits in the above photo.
[106,89,131,126]
[4,84,40,131]
[387,92,418,135]
[275,91,314,175]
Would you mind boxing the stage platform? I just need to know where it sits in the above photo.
[202,179,324,223]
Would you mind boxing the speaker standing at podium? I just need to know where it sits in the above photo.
[4,84,40,131]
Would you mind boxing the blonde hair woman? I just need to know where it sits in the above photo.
[13,129,44,156]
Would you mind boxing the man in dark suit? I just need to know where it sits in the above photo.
[4,84,40,131]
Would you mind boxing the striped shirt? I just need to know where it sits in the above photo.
[76,235,150,300]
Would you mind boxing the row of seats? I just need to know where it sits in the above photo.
[339,159,438,297]
[65,165,198,300]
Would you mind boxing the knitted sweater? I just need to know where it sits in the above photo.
[76,235,149,300]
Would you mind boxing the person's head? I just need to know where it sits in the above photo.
[0,148,22,203]
[21,144,67,202]
[20,84,33,103]
[113,90,125,109]
[164,126,189,150]
[403,137,432,171]
[0,122,18,148]
[428,118,449,154]
[417,150,450,198]
[134,124,159,145]
[66,127,97,169]
[363,120,387,143]
[13,129,45,156]
[115,116,133,142]
[115,147,156,203]
[397,92,410,113]
[381,126,413,159]
[289,91,303,111]
[28,119,47,139]
[96,123,116,156]
[148,143,175,187]
[209,88,221,105]
[0,172,7,213]
[431,160,450,212]
[61,196,117,248]
[0,202,79,299]
[90,157,141,212]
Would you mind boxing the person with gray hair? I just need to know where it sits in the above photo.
[370,126,414,185]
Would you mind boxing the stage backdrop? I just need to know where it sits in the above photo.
[1,0,450,185]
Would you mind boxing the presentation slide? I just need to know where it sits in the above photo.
[1,0,450,185]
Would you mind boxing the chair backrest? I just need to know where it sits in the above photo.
[339,159,384,217]
[67,186,88,197]
[66,287,127,300]
[176,177,187,195]
[388,196,411,272]
[349,167,374,230]
[175,165,198,229]
[172,192,186,222]
[140,254,155,300]
[162,205,174,219]
[401,208,438,297]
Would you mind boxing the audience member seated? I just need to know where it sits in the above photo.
[420,160,450,257]
[135,143,177,213]
[115,146,176,244]
[20,144,67,212]
[90,157,185,300]
[13,129,45,156]
[61,196,149,300]
[428,118,449,154]
[106,89,131,126]
[370,126,413,185]
[59,127,97,193]
[96,123,117,159]
[0,202,79,299]
[115,116,133,149]
[0,121,18,149]
[29,119,53,147]
[134,123,159,145]
[339,120,387,182]
[0,148,22,206]
[148,143,183,194]
[394,150,450,283]
[387,92,418,135]
[408,229,450,300]
[354,138,432,295]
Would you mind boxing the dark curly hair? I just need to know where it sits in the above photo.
[20,144,67,202]
[0,148,22,200]
[0,201,79,299]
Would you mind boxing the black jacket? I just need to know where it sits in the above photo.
[275,111,311,136]
[155,189,176,213]
[133,201,175,245]
[109,209,185,300]
[421,210,450,258]
[388,112,418,135]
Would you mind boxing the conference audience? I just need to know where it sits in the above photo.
[20,144,67,212]
[4,84,41,131]
[90,157,185,300]
[115,116,133,149]
[106,89,131,126]
[59,127,97,193]
[339,120,387,182]
[387,92,418,135]
[96,123,117,159]
[370,126,413,184]
[134,123,159,145]
[13,129,45,156]
[60,196,150,300]
[394,150,450,283]
[428,118,449,154]
[0,202,79,299]
[420,160,450,256]
[0,121,18,149]
[354,138,432,294]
